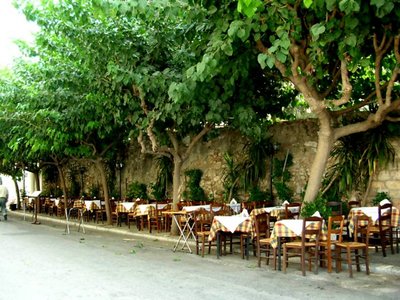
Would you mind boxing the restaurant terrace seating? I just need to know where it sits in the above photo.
[193,208,214,257]
[369,202,394,257]
[282,216,323,276]
[285,202,302,219]
[327,201,343,217]
[344,200,361,240]
[335,215,371,278]
[254,212,276,269]
[319,215,344,273]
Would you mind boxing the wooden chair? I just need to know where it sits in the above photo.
[193,208,214,257]
[95,200,106,224]
[327,201,343,216]
[319,215,344,273]
[348,200,361,209]
[282,216,323,276]
[344,200,361,240]
[254,212,277,269]
[158,203,171,232]
[335,215,371,278]
[369,202,394,257]
[147,206,159,233]
[285,202,302,219]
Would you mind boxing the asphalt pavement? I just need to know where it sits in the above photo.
[1,211,399,300]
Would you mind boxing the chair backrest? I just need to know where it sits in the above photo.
[354,215,371,245]
[327,201,343,217]
[148,205,157,218]
[302,216,323,244]
[254,212,271,239]
[193,208,212,232]
[326,215,344,246]
[212,204,231,216]
[285,202,302,219]
[378,202,392,229]
[348,200,361,209]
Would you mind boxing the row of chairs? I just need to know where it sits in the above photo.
[261,201,396,277]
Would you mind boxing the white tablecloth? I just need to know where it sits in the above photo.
[121,202,136,211]
[214,216,250,233]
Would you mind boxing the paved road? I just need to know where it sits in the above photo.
[1,216,399,300]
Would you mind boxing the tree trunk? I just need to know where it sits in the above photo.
[35,171,40,191]
[303,124,335,203]
[170,156,183,235]
[94,158,112,225]
[56,164,68,208]
[13,177,20,209]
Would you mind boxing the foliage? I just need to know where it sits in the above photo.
[242,134,274,190]
[325,122,396,196]
[127,181,148,200]
[272,154,294,203]
[42,165,59,183]
[89,184,100,199]
[372,191,391,206]
[152,155,173,200]
[248,186,271,202]
[301,194,331,220]
[230,0,400,202]
[150,182,165,201]
[222,152,242,202]
[183,169,206,202]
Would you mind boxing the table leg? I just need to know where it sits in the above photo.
[171,215,192,253]
[180,216,195,253]
[278,238,282,271]
[217,232,220,259]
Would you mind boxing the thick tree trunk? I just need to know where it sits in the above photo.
[13,177,20,209]
[94,159,112,225]
[170,156,183,235]
[303,124,335,203]
[56,164,68,208]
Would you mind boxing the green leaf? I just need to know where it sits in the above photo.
[257,53,268,69]
[371,0,386,8]
[326,0,336,11]
[266,56,275,69]
[339,0,360,14]
[344,33,357,47]
[276,51,287,63]
[196,62,206,75]
[310,23,326,40]
[303,0,313,8]
[221,43,233,56]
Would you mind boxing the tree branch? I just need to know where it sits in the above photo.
[324,59,352,107]
[183,123,214,160]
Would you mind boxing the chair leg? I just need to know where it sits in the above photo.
[327,247,332,273]
[355,249,361,272]
[301,247,306,276]
[335,247,342,273]
[346,248,353,278]
[201,235,205,257]
[364,248,370,275]
[283,245,287,274]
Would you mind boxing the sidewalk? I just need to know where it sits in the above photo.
[8,210,400,276]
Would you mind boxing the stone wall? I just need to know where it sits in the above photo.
[79,119,400,208]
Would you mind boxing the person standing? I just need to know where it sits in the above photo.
[0,177,9,221]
